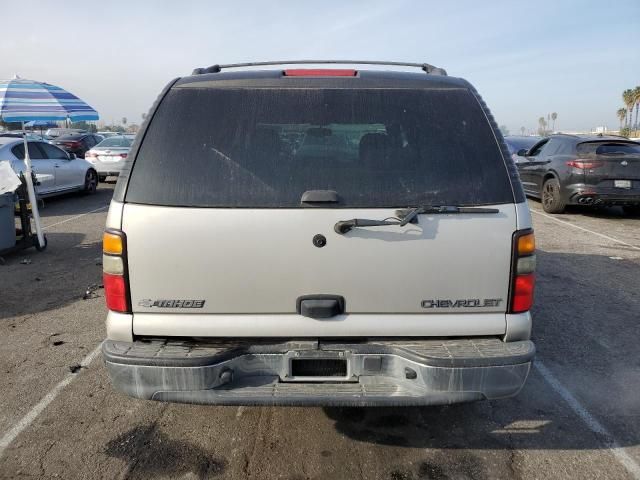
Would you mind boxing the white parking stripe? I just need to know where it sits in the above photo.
[0,343,102,458]
[530,210,640,251]
[42,205,109,231]
[536,361,640,479]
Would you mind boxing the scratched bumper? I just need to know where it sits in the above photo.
[103,338,535,406]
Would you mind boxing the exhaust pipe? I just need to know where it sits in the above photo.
[584,197,594,205]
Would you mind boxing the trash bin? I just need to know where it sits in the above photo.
[0,192,16,250]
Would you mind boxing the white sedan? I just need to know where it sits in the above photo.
[84,134,134,181]
[0,136,98,197]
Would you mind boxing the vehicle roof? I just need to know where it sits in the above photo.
[550,133,637,143]
[56,133,90,140]
[174,69,472,90]
[0,137,36,147]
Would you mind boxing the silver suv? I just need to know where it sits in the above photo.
[101,61,536,406]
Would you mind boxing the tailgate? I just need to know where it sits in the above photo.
[578,142,640,185]
[123,203,516,318]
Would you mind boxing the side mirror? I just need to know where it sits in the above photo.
[516,149,528,157]
[68,152,76,160]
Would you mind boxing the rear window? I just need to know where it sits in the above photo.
[577,142,640,156]
[125,87,514,207]
[97,137,133,148]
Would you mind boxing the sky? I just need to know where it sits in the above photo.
[2,0,639,134]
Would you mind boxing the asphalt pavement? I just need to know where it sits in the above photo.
[0,183,638,480]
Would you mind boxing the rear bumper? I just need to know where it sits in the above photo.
[103,338,535,406]
[565,184,640,205]
[91,163,123,176]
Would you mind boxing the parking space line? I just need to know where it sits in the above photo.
[536,361,640,479]
[0,343,102,458]
[530,210,640,251]
[42,205,109,231]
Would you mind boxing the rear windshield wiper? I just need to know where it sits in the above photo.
[334,205,500,234]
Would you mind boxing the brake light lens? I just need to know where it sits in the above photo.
[103,229,130,313]
[283,69,357,77]
[567,159,604,169]
[85,151,97,158]
[509,229,536,313]
[104,273,128,312]
[119,153,128,158]
[512,274,535,312]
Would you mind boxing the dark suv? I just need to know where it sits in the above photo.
[516,134,640,214]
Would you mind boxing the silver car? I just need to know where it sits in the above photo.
[85,135,134,181]
[0,137,98,196]
[102,61,536,407]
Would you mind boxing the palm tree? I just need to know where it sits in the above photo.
[623,89,635,127]
[538,117,547,136]
[617,108,627,131]
[520,126,526,135]
[551,112,557,132]
[633,86,640,135]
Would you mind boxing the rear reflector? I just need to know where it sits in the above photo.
[283,69,357,77]
[511,273,535,313]
[104,273,129,312]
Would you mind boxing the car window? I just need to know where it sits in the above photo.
[126,87,515,208]
[96,137,133,148]
[542,139,563,156]
[504,137,540,154]
[39,142,70,159]
[528,139,549,157]
[577,142,640,155]
[11,143,45,160]
[83,136,95,148]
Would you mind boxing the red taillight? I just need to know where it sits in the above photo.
[119,153,128,158]
[511,273,535,313]
[103,230,130,313]
[85,151,96,158]
[567,159,604,169]
[283,69,357,77]
[509,230,536,314]
[63,141,80,148]
[104,273,129,312]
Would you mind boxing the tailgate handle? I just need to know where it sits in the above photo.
[301,190,339,205]
[297,295,345,319]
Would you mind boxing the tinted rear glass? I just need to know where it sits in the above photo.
[577,142,640,156]
[126,87,513,207]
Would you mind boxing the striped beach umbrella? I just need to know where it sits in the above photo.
[0,75,99,123]
[0,76,99,249]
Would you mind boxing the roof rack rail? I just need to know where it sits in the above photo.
[191,60,447,76]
